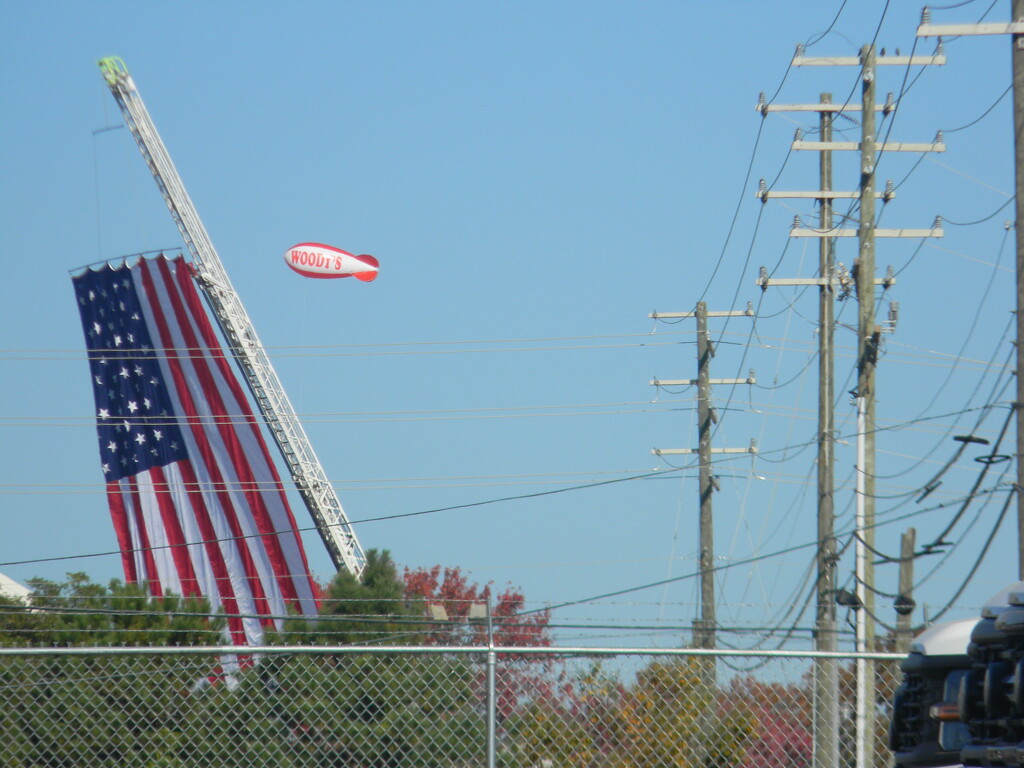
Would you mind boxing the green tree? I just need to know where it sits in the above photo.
[0,573,225,768]
[259,550,486,768]
[280,550,424,646]
[0,557,559,768]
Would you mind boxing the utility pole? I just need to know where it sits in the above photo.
[856,44,880,768]
[815,94,839,768]
[758,42,944,768]
[756,91,849,768]
[916,0,1024,584]
[895,528,917,654]
[650,303,755,768]
[650,302,756,658]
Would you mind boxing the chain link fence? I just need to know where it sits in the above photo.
[0,645,902,768]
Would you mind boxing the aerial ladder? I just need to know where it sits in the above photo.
[97,57,366,576]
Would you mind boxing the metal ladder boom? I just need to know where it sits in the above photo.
[98,57,365,576]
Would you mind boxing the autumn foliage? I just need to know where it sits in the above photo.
[403,564,551,648]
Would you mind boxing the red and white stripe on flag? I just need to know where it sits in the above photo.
[73,255,319,645]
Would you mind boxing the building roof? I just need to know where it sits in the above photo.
[0,572,31,602]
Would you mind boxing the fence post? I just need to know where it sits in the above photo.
[486,601,497,768]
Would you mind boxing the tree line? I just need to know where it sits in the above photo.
[0,550,843,767]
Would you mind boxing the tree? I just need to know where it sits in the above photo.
[501,658,758,768]
[0,557,559,768]
[722,676,813,768]
[0,573,224,768]
[259,550,487,768]
[403,564,552,649]
[281,550,422,646]
[8,572,223,647]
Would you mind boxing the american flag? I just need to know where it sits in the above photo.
[72,255,319,645]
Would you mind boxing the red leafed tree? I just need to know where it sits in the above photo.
[404,565,557,721]
[403,565,551,648]
[723,675,814,768]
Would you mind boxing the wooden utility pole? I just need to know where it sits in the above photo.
[650,303,755,768]
[815,93,840,768]
[760,43,944,768]
[855,43,879,768]
[755,92,841,768]
[695,302,717,652]
[650,303,756,660]
[895,529,917,654]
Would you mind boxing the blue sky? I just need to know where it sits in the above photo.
[0,1,1017,647]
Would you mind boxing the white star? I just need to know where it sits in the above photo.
[107,441,117,452]
[143,398,151,410]
[127,401,138,413]
[92,322,101,335]
[154,430,163,441]
[88,290,95,301]
[134,433,146,445]
[113,335,122,347]
[122,420,130,431]
[133,365,143,376]
[94,375,103,385]
[98,408,110,420]
[102,463,110,474]
[119,367,129,379]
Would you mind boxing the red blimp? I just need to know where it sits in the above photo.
[284,242,379,281]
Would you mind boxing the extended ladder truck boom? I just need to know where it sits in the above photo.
[97,57,366,576]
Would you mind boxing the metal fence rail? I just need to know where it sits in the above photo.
[0,645,902,768]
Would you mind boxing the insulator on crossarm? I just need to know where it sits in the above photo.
[884,265,896,289]
[837,263,854,296]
